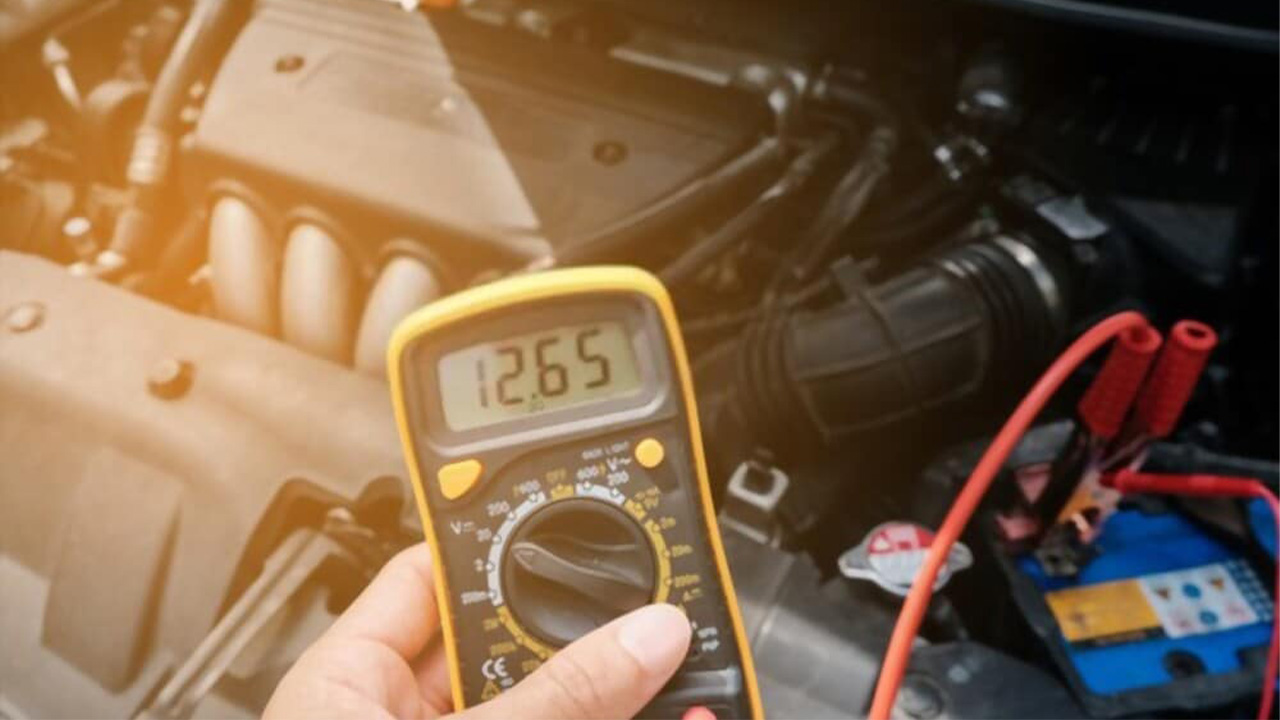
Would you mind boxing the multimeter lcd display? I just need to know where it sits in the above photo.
[437,320,642,430]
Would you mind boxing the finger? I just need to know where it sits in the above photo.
[268,633,425,720]
[325,542,440,659]
[413,635,456,716]
[468,604,692,720]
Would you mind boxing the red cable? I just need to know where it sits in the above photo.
[868,311,1151,720]
[1105,471,1279,720]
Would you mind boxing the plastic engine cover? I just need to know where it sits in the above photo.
[184,0,764,266]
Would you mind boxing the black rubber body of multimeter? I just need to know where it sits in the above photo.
[388,267,762,719]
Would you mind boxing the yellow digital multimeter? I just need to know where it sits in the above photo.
[387,267,762,719]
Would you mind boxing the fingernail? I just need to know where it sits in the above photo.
[617,604,692,673]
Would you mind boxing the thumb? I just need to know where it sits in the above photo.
[466,604,692,720]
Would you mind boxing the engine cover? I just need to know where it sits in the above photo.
[184,0,765,267]
[0,251,408,717]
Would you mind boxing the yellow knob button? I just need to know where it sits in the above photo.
[635,438,665,469]
[437,459,483,500]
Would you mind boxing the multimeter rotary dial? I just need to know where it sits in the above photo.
[503,498,656,646]
[482,469,674,661]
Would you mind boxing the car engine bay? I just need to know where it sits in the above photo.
[1,0,1276,717]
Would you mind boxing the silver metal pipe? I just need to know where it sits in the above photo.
[353,255,442,376]
[280,223,359,364]
[208,196,278,336]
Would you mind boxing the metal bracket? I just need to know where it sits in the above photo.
[135,510,390,719]
[932,134,990,183]
[718,460,791,547]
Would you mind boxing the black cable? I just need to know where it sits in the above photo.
[813,73,900,131]
[557,137,782,265]
[855,185,982,257]
[859,174,954,231]
[658,132,840,287]
[789,127,896,284]
[106,0,245,264]
[683,277,832,337]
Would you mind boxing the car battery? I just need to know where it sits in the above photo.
[998,502,1275,717]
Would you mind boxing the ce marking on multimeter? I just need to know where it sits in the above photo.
[388,267,762,719]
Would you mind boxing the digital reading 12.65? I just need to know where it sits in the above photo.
[437,320,642,430]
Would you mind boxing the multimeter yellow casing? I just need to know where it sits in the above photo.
[388,267,762,719]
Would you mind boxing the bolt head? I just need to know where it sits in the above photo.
[274,54,305,73]
[148,358,194,399]
[896,676,944,719]
[435,95,460,115]
[62,216,92,239]
[5,302,44,332]
[592,141,627,166]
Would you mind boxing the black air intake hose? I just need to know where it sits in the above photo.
[733,236,1067,450]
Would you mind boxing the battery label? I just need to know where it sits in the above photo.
[1045,560,1272,647]
[1046,575,1162,645]
[1138,560,1270,639]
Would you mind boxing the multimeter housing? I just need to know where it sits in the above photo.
[388,267,763,719]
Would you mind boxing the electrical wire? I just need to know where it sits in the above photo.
[658,133,839,287]
[559,137,782,265]
[867,310,1150,720]
[1103,470,1279,720]
[682,276,832,338]
[107,0,245,262]
[787,127,895,284]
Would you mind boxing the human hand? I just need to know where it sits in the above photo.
[264,543,693,719]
